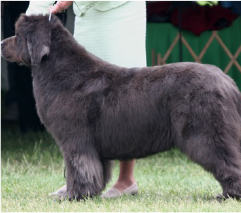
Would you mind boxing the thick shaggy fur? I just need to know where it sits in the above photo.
[2,14,241,200]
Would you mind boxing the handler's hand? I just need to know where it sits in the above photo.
[49,1,73,14]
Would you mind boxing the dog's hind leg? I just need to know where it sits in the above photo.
[63,148,106,201]
[180,134,241,200]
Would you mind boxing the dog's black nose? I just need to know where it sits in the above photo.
[1,41,4,48]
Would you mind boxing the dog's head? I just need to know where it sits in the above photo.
[1,14,53,67]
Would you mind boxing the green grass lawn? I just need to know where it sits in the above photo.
[1,127,241,212]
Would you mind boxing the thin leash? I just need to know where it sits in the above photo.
[49,11,52,21]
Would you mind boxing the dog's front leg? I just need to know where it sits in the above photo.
[64,149,105,201]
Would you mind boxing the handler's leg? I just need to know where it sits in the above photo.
[114,160,136,190]
[101,159,138,198]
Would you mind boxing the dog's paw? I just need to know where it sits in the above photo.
[216,194,226,202]
[216,193,241,202]
[67,192,90,201]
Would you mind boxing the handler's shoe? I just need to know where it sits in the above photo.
[101,182,138,198]
[48,185,66,198]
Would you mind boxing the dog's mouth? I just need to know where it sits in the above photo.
[2,55,14,62]
[2,54,23,65]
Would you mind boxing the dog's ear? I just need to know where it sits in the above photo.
[26,16,51,66]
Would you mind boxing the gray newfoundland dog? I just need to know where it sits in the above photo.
[1,14,241,201]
